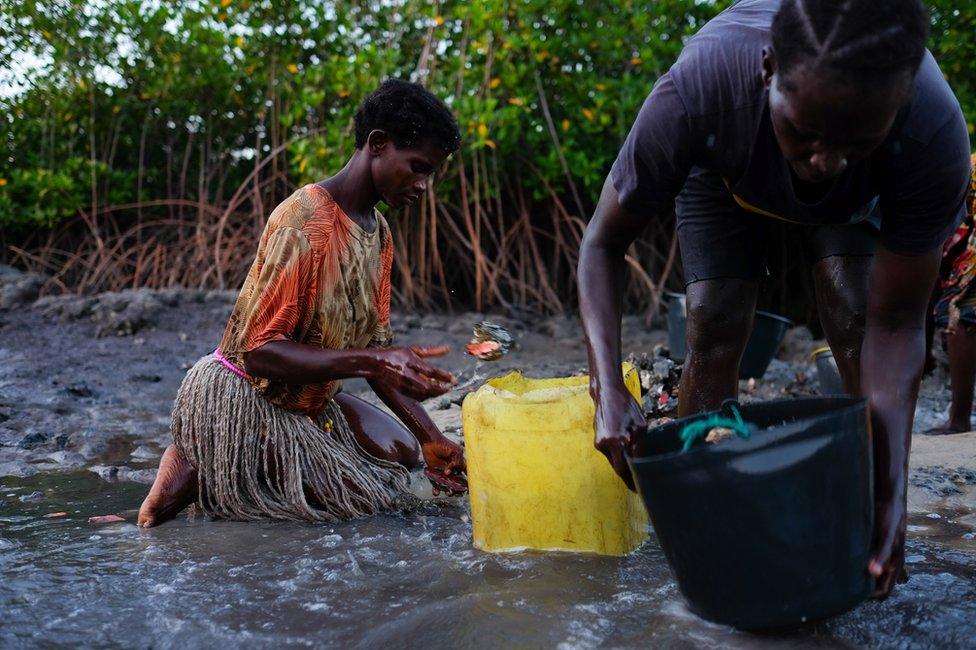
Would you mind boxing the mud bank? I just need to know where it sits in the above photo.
[0,263,969,518]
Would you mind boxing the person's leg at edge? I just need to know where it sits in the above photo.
[923,286,940,376]
[812,254,872,394]
[678,278,759,416]
[925,323,976,434]
[138,445,198,528]
[333,392,422,468]
[672,168,765,416]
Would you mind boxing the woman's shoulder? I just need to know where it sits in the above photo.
[264,185,321,234]
[667,0,770,118]
[896,51,968,149]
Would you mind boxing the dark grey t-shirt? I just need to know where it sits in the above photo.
[611,0,971,254]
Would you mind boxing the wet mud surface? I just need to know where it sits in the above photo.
[1,269,974,647]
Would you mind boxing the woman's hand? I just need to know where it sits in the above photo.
[578,177,650,493]
[367,364,465,496]
[868,487,909,598]
[369,346,456,401]
[860,247,941,599]
[594,383,646,491]
[422,436,467,496]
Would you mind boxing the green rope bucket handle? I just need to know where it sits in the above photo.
[679,400,751,453]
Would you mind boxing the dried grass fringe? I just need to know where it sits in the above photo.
[172,354,412,522]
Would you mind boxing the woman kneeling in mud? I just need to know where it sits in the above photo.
[138,80,466,527]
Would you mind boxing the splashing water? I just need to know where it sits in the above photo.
[1,470,974,648]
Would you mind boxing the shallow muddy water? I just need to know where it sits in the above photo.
[1,288,974,648]
[1,471,974,649]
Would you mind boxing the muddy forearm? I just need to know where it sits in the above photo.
[579,232,628,399]
[861,246,940,501]
[243,340,378,384]
[368,380,444,446]
[861,324,924,501]
[579,177,645,401]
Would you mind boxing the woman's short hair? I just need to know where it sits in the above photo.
[354,79,461,153]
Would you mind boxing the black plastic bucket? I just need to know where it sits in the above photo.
[739,311,794,379]
[664,293,792,379]
[627,397,874,630]
[665,291,688,363]
[813,347,845,395]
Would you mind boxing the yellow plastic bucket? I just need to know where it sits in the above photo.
[462,365,648,555]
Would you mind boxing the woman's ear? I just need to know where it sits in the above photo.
[366,129,390,157]
[761,47,777,90]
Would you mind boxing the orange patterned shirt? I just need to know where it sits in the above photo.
[218,184,394,415]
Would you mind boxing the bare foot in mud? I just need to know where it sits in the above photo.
[922,422,972,436]
[138,445,198,528]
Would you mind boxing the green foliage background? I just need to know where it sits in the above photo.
[1,0,974,310]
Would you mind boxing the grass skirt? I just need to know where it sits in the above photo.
[172,354,411,522]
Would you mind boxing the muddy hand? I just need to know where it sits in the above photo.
[594,385,646,491]
[372,346,456,401]
[868,495,907,599]
[422,436,467,497]
[425,468,467,496]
